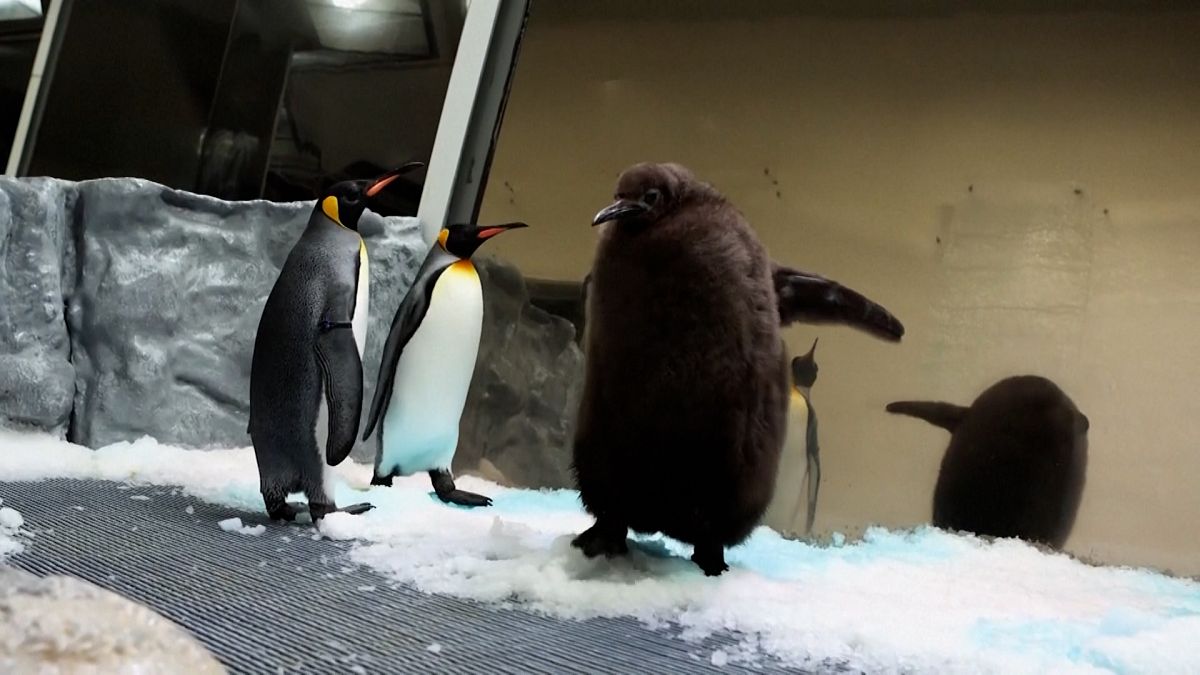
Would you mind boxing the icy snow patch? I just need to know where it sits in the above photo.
[0,504,25,561]
[0,506,24,530]
[2,427,1200,673]
[217,518,265,536]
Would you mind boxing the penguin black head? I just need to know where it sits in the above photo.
[792,338,819,388]
[591,162,701,228]
[318,161,425,231]
[437,222,529,258]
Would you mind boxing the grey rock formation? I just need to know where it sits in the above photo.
[455,257,585,489]
[0,179,75,434]
[1,176,586,485]
[0,567,227,674]
[66,179,424,459]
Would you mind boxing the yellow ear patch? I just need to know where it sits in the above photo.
[322,196,342,226]
[437,228,449,248]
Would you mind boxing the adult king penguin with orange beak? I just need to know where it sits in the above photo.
[249,162,423,525]
[361,218,529,508]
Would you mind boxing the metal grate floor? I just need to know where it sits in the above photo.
[0,479,820,674]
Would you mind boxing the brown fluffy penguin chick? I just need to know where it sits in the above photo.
[573,162,905,576]
[886,375,1090,550]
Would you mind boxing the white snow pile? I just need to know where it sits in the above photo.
[0,497,25,561]
[217,517,266,536]
[1,428,1198,674]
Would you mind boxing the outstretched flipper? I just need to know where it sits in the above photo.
[771,263,905,342]
[315,320,363,465]
[885,401,969,432]
[361,253,452,441]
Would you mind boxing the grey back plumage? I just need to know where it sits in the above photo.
[248,209,364,492]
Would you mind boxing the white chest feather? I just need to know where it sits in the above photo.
[379,260,484,474]
[763,390,812,534]
[351,241,369,357]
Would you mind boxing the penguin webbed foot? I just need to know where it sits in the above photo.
[571,520,630,559]
[308,502,335,523]
[370,473,395,487]
[338,502,375,516]
[265,499,306,523]
[690,543,729,577]
[429,469,493,508]
[309,501,376,523]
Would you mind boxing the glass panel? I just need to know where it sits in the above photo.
[0,0,41,21]
[23,0,469,211]
[0,0,42,162]
[477,0,1200,581]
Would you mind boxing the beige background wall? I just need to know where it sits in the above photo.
[477,1,1200,576]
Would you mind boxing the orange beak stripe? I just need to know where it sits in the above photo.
[477,227,505,239]
[365,173,402,198]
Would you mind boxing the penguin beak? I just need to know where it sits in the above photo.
[476,222,529,239]
[592,199,647,226]
[365,161,426,198]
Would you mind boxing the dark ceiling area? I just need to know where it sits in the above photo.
[14,0,467,212]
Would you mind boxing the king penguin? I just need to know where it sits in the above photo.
[886,375,1089,550]
[574,162,905,576]
[763,339,821,536]
[361,221,528,507]
[248,162,421,524]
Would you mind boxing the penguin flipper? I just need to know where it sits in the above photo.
[771,263,905,342]
[315,324,364,465]
[885,400,968,432]
[802,412,821,535]
[361,258,449,441]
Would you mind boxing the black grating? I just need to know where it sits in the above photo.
[0,479,817,674]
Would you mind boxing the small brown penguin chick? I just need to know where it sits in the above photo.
[886,375,1089,550]
[573,162,904,576]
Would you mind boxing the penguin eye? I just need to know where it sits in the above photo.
[643,189,662,206]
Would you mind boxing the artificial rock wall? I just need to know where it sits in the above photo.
[0,177,581,488]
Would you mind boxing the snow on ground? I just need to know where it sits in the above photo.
[1,428,1198,673]
[0,498,24,561]
[217,517,266,536]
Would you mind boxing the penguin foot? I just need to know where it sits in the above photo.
[436,490,493,508]
[690,544,729,577]
[370,473,394,487]
[309,502,334,523]
[338,502,375,516]
[266,500,305,522]
[429,469,493,508]
[571,522,630,559]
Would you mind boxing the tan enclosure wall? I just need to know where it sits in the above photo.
[478,1,1200,576]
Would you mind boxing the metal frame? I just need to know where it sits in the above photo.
[4,0,65,176]
[415,0,529,246]
[4,0,530,224]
